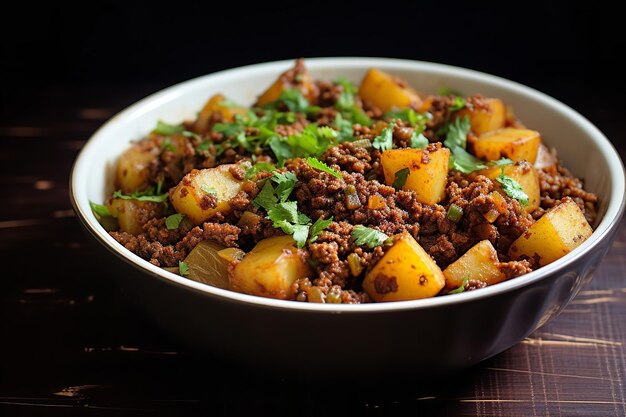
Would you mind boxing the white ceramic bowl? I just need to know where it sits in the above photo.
[70,58,625,376]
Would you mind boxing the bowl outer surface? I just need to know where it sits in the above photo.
[71,58,625,374]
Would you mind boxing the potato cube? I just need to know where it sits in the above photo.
[358,68,422,113]
[255,59,317,106]
[116,142,159,194]
[473,128,541,164]
[230,235,312,300]
[170,165,243,224]
[478,161,540,213]
[108,198,164,235]
[192,94,246,133]
[443,240,505,290]
[457,98,506,134]
[363,232,445,302]
[509,198,593,266]
[381,145,450,204]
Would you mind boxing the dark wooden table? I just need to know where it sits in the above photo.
[1,84,625,417]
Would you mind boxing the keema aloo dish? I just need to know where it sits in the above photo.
[91,59,597,303]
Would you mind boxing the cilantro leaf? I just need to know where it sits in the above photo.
[89,201,110,218]
[112,186,169,204]
[253,181,278,212]
[392,168,410,190]
[334,113,354,142]
[245,162,276,179]
[410,132,429,149]
[308,216,333,243]
[153,120,184,136]
[448,146,488,173]
[384,108,431,129]
[448,276,469,294]
[491,158,514,167]
[448,96,466,112]
[351,225,390,249]
[444,115,471,149]
[165,213,185,230]
[335,77,356,112]
[291,224,310,249]
[271,171,298,202]
[496,174,529,206]
[372,122,395,152]
[268,201,300,229]
[178,261,189,276]
[160,138,176,153]
[196,140,211,152]
[437,86,463,96]
[201,185,217,195]
[277,89,310,113]
[305,157,342,179]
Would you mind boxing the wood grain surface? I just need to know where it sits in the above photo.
[1,85,625,417]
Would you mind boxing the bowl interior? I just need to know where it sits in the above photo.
[71,57,625,311]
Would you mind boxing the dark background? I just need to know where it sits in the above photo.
[2,1,624,150]
[2,2,626,416]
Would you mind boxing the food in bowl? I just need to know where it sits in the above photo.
[90,59,597,303]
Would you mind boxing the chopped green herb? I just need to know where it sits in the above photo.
[335,77,356,112]
[291,224,310,248]
[392,168,410,190]
[410,132,429,149]
[112,185,169,204]
[491,157,514,167]
[153,120,184,136]
[253,181,278,212]
[351,225,390,249]
[276,89,313,113]
[160,138,176,153]
[181,130,201,140]
[196,140,211,152]
[305,157,343,179]
[333,113,354,142]
[178,261,189,276]
[89,201,110,218]
[271,171,298,202]
[245,162,276,179]
[448,96,466,112]
[268,201,300,228]
[496,173,529,206]
[308,216,333,243]
[372,122,395,152]
[201,185,217,195]
[448,147,488,173]
[165,213,185,230]
[437,86,463,96]
[384,108,431,129]
[448,276,469,294]
[444,115,471,149]
[447,203,464,223]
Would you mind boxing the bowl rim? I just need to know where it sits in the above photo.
[70,56,626,313]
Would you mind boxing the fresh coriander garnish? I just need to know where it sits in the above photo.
[410,132,429,149]
[165,213,185,230]
[178,261,189,276]
[153,120,184,136]
[112,185,169,204]
[253,181,278,211]
[392,168,410,190]
[372,122,395,152]
[443,115,487,173]
[334,78,372,127]
[351,225,390,249]
[491,158,514,167]
[89,201,110,218]
[496,171,529,206]
[448,276,469,294]
[271,171,298,202]
[201,185,218,195]
[245,162,276,179]
[160,137,176,153]
[448,96,466,112]
[308,216,333,243]
[444,115,471,149]
[305,157,343,179]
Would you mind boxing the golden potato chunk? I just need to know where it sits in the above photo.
[358,68,422,113]
[192,94,246,133]
[478,161,540,213]
[509,198,593,266]
[381,145,450,204]
[230,235,312,300]
[170,165,243,224]
[473,128,541,164]
[443,240,505,290]
[363,232,445,302]
[108,198,164,235]
[255,59,317,106]
[457,98,506,134]
[116,142,159,193]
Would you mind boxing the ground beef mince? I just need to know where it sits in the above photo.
[100,59,598,303]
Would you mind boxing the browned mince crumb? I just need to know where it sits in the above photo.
[465,279,487,291]
[537,163,598,224]
[498,259,533,279]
